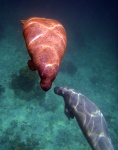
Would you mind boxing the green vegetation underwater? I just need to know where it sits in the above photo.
[0,0,118,150]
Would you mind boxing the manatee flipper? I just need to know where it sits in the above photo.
[54,86,114,150]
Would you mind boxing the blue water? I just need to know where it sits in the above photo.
[0,0,117,149]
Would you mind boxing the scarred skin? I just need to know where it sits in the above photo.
[21,17,67,91]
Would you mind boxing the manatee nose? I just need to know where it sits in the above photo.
[40,82,52,91]
[54,87,60,94]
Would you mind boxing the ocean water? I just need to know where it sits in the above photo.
[0,0,117,150]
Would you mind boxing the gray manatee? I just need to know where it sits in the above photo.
[54,86,114,150]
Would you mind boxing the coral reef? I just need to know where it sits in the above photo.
[0,121,43,150]
[10,136,40,150]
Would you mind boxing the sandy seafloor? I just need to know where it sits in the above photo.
[0,0,118,150]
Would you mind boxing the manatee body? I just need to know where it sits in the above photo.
[21,17,67,91]
[54,86,114,150]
